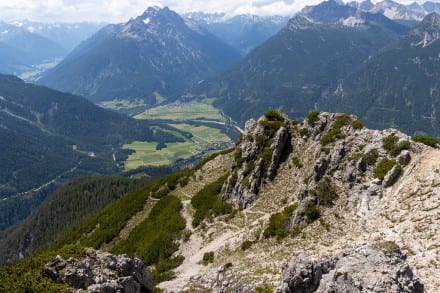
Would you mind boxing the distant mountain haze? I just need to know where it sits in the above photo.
[196,0,408,124]
[320,12,440,137]
[0,22,66,75]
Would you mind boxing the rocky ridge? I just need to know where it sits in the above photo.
[222,111,290,208]
[44,248,153,292]
[159,111,439,292]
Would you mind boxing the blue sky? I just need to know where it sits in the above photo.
[0,0,438,23]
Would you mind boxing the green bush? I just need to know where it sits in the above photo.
[310,181,338,206]
[241,240,253,251]
[333,114,350,129]
[111,195,185,270]
[299,128,309,137]
[292,157,303,169]
[303,176,310,184]
[191,174,232,227]
[0,245,84,292]
[243,161,255,177]
[307,111,320,124]
[351,119,364,130]
[304,201,320,223]
[373,158,396,180]
[264,110,285,121]
[382,136,410,156]
[255,287,273,293]
[234,148,244,168]
[319,114,350,146]
[364,148,379,165]
[412,135,438,148]
[259,120,286,137]
[202,252,214,265]
[264,204,298,239]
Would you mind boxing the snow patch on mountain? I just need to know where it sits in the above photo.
[341,16,365,27]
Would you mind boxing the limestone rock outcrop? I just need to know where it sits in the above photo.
[281,247,424,293]
[44,248,153,293]
[222,112,290,208]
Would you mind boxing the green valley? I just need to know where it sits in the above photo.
[98,100,236,170]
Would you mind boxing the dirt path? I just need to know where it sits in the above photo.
[159,228,240,291]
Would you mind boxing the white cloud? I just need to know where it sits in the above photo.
[0,0,438,23]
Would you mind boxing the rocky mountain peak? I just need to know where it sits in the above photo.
[296,0,400,29]
[359,0,375,10]
[118,6,188,40]
[424,1,440,13]
[300,0,357,24]
[222,111,290,208]
[420,11,440,28]
[409,12,440,47]
[286,14,315,31]
[372,0,426,20]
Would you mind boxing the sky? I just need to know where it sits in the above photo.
[0,0,438,23]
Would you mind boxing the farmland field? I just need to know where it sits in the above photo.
[134,102,226,122]
[123,141,197,169]
[170,124,230,144]
[99,99,146,110]
[122,123,232,170]
[122,101,234,170]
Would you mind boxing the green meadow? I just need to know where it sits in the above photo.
[135,102,226,122]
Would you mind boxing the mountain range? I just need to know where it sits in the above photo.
[183,13,289,54]
[9,20,105,51]
[193,1,440,138]
[348,0,440,22]
[197,0,409,124]
[0,22,66,75]
[320,12,440,136]
[39,7,240,104]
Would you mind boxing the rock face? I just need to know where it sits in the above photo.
[158,111,438,292]
[283,112,426,230]
[281,247,424,293]
[222,112,290,208]
[44,249,153,293]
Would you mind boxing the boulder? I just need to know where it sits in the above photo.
[281,247,424,293]
[383,165,402,188]
[44,249,153,293]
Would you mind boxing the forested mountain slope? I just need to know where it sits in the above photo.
[0,74,185,230]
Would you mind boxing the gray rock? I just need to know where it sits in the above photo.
[383,165,402,188]
[223,115,289,208]
[44,249,153,293]
[367,183,382,197]
[313,157,329,182]
[281,253,335,293]
[281,247,424,293]
[329,141,346,171]
[268,127,289,180]
[398,150,411,166]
